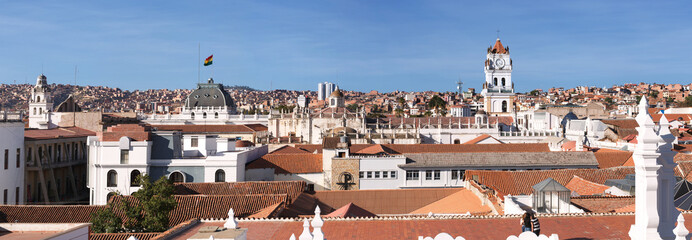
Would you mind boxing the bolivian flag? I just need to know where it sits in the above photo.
[204,55,213,66]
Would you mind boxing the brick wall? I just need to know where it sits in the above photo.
[331,158,360,190]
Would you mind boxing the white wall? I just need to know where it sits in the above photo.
[0,121,24,205]
[358,156,405,190]
[275,173,326,190]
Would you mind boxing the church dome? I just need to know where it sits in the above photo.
[330,89,344,98]
[476,110,487,116]
[185,78,236,109]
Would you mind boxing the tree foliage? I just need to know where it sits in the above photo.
[91,175,177,233]
[427,95,447,115]
[346,103,359,112]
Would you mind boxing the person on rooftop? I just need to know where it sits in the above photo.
[520,212,532,233]
[530,212,541,235]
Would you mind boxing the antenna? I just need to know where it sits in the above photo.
[74,65,77,86]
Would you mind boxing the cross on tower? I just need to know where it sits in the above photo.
[496,29,500,38]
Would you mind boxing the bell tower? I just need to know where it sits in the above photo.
[29,74,54,129]
[481,38,515,114]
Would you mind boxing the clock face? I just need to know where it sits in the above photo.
[495,59,505,68]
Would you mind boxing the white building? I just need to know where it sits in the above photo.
[139,78,269,126]
[0,112,25,205]
[28,74,55,129]
[481,38,515,114]
[317,82,337,101]
[87,124,267,205]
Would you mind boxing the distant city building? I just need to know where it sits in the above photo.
[317,82,337,101]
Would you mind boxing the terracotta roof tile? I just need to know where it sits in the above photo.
[491,38,508,54]
[570,196,635,213]
[247,202,284,218]
[246,154,323,174]
[24,127,95,141]
[0,205,104,223]
[592,149,633,168]
[270,145,312,154]
[90,233,160,240]
[325,203,377,218]
[99,124,150,141]
[462,134,501,144]
[409,189,492,215]
[565,175,611,196]
[466,167,635,196]
[313,188,460,215]
[600,119,639,129]
[173,181,306,202]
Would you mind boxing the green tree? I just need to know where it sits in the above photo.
[396,97,406,107]
[604,97,614,105]
[683,96,692,107]
[649,91,659,98]
[91,203,124,233]
[90,175,177,233]
[427,95,447,115]
[394,108,404,117]
[529,90,540,96]
[346,104,359,112]
[135,175,177,232]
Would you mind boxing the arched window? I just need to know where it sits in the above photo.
[33,108,36,115]
[502,78,506,87]
[39,108,43,114]
[107,170,118,187]
[36,96,41,102]
[203,112,207,119]
[453,139,461,144]
[130,170,141,187]
[191,112,195,120]
[502,100,508,112]
[215,169,225,182]
[493,78,498,86]
[214,112,219,119]
[169,171,184,183]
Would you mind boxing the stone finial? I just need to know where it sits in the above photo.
[126,236,139,240]
[290,234,296,240]
[299,218,313,240]
[311,206,324,240]
[674,212,689,240]
[658,113,675,142]
[224,208,238,229]
[209,236,215,240]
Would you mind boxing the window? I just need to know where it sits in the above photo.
[493,77,498,86]
[191,137,198,147]
[214,112,219,119]
[337,152,345,158]
[307,184,315,192]
[15,187,19,204]
[3,189,6,204]
[120,149,129,164]
[406,170,419,180]
[107,170,118,187]
[4,149,7,169]
[215,169,225,182]
[130,170,141,187]
[434,170,441,180]
[27,147,32,162]
[453,139,461,144]
[203,112,207,119]
[191,112,195,120]
[451,170,459,180]
[391,171,397,179]
[366,171,372,179]
[425,170,433,180]
[502,78,506,86]
[359,172,364,178]
[383,171,388,178]
[169,172,184,183]
[56,145,61,162]
[374,171,380,179]
[16,148,20,168]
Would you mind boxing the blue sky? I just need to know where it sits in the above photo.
[0,1,690,93]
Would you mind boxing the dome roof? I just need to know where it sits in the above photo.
[328,126,357,134]
[185,78,236,109]
[329,89,344,98]
[476,110,487,116]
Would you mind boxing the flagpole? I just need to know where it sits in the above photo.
[198,43,201,84]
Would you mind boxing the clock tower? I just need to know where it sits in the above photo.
[481,38,515,114]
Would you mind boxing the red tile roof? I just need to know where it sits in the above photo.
[247,202,284,218]
[24,127,95,141]
[150,124,263,133]
[90,233,160,240]
[570,196,635,213]
[246,154,323,174]
[651,114,692,123]
[173,181,306,202]
[592,149,633,168]
[270,145,312,154]
[0,205,104,223]
[313,188,461,215]
[463,134,502,144]
[171,213,679,240]
[325,203,377,218]
[409,189,492,215]
[491,38,508,54]
[466,167,635,196]
[565,175,611,196]
[99,124,150,141]
[295,143,551,154]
